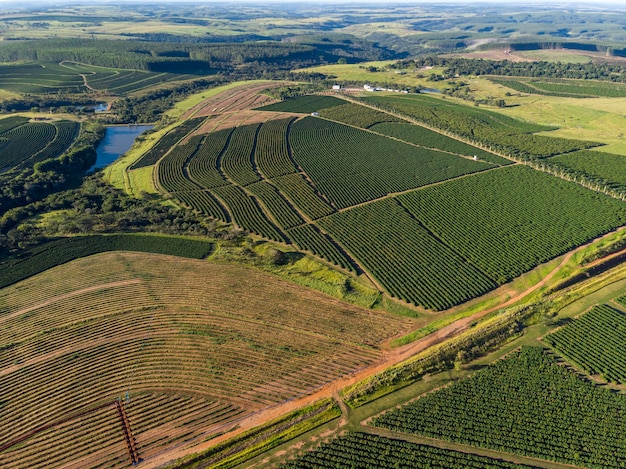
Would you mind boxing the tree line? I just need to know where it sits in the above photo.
[392,56,626,82]
[0,37,395,74]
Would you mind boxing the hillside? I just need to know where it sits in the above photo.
[0,251,416,468]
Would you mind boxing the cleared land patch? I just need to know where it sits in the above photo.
[0,252,415,468]
[181,82,279,120]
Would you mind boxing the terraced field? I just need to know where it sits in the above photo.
[0,118,80,174]
[0,61,190,95]
[150,91,626,310]
[0,252,415,468]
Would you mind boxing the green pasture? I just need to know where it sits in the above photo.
[295,61,447,88]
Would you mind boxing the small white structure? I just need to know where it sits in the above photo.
[332,84,341,90]
[311,112,319,117]
[473,155,478,161]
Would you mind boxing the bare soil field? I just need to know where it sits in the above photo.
[0,252,416,469]
[178,82,299,142]
[182,83,281,120]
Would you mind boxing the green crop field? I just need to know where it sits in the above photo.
[318,199,497,310]
[0,115,29,133]
[544,303,626,383]
[370,122,512,165]
[258,95,345,114]
[373,347,626,468]
[0,119,80,174]
[397,165,626,283]
[319,102,404,129]
[550,150,626,192]
[489,76,626,98]
[132,117,206,169]
[0,61,190,95]
[186,129,233,188]
[254,117,298,178]
[0,234,214,290]
[362,94,600,158]
[149,93,626,310]
[282,433,538,469]
[289,117,495,209]
[0,252,415,468]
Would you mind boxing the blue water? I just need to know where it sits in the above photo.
[91,125,153,171]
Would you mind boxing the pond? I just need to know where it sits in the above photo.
[90,125,153,171]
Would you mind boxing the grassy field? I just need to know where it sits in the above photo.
[0,251,416,468]
[447,77,626,155]
[294,61,447,88]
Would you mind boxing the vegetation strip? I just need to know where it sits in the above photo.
[0,234,213,289]
[170,399,340,469]
[281,432,541,468]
